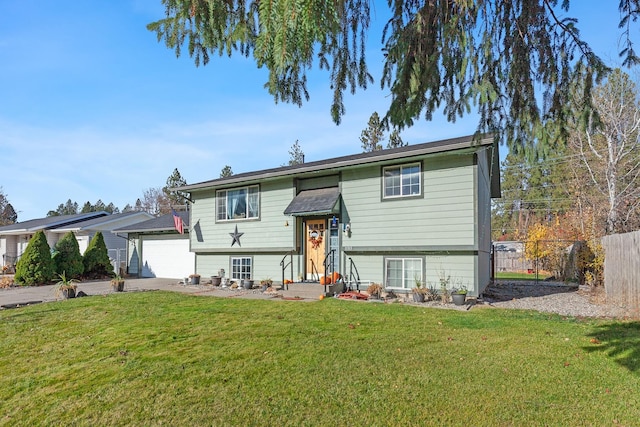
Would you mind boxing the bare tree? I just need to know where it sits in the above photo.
[141,188,170,216]
[570,69,640,234]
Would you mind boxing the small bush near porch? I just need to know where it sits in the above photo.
[1,293,638,425]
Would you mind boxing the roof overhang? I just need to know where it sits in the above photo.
[177,134,495,193]
[284,188,341,216]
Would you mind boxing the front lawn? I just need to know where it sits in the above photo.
[1,292,638,426]
[494,271,552,280]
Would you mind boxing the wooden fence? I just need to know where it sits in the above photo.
[602,230,640,310]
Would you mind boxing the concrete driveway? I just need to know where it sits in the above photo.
[0,277,325,309]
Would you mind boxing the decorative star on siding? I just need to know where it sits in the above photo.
[229,225,244,247]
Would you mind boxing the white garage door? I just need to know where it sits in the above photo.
[141,238,194,279]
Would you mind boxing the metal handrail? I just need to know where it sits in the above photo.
[347,257,361,291]
[280,251,294,290]
[322,249,336,294]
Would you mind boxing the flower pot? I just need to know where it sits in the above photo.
[112,281,125,292]
[211,276,221,286]
[451,293,466,305]
[242,279,253,289]
[413,293,425,303]
[261,284,269,292]
[190,276,200,285]
[62,288,76,299]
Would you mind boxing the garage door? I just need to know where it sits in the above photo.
[141,238,194,279]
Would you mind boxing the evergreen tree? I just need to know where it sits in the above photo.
[93,199,106,212]
[52,231,84,279]
[147,1,634,151]
[1,203,17,225]
[47,199,79,217]
[105,202,119,214]
[360,112,384,152]
[122,203,134,213]
[83,232,114,278]
[0,189,17,225]
[134,199,144,211]
[14,231,54,285]
[387,129,407,149]
[163,168,188,207]
[81,201,93,213]
[220,165,234,178]
[288,140,305,165]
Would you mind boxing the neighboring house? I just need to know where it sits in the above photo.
[0,212,108,268]
[50,211,154,273]
[0,211,154,273]
[113,211,193,279]
[175,134,500,296]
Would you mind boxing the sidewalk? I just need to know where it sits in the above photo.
[0,278,329,309]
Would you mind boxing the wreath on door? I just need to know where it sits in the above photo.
[309,230,323,249]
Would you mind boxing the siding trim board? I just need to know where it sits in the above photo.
[195,248,296,255]
[343,245,477,253]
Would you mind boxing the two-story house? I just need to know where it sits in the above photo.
[175,134,500,296]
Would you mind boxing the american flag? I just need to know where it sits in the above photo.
[171,209,184,234]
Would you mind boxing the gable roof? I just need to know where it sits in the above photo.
[112,211,190,234]
[0,212,109,235]
[176,134,499,195]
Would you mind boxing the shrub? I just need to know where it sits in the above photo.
[14,231,54,285]
[53,231,84,279]
[83,232,114,278]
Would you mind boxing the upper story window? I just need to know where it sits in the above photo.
[216,185,259,221]
[383,163,421,198]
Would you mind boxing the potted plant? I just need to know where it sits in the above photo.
[260,278,273,291]
[367,283,383,299]
[412,278,428,302]
[451,286,468,305]
[189,274,201,285]
[242,278,254,289]
[54,272,78,299]
[211,275,222,286]
[111,274,125,292]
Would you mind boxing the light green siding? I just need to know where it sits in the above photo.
[343,253,477,295]
[190,180,296,252]
[341,154,476,249]
[196,253,303,281]
[183,140,497,294]
[476,148,494,293]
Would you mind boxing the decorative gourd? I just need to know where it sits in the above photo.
[319,276,332,285]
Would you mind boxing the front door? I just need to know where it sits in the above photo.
[305,219,326,280]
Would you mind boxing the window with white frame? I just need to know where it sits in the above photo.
[385,258,423,290]
[231,257,252,280]
[383,163,421,198]
[216,185,259,221]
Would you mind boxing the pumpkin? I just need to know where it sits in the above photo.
[319,295,325,300]
[319,276,332,285]
[332,272,341,282]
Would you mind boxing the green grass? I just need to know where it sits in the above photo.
[495,271,551,280]
[1,292,639,426]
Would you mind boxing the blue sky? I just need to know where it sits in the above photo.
[0,1,626,220]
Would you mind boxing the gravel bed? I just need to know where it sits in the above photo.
[479,281,634,319]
